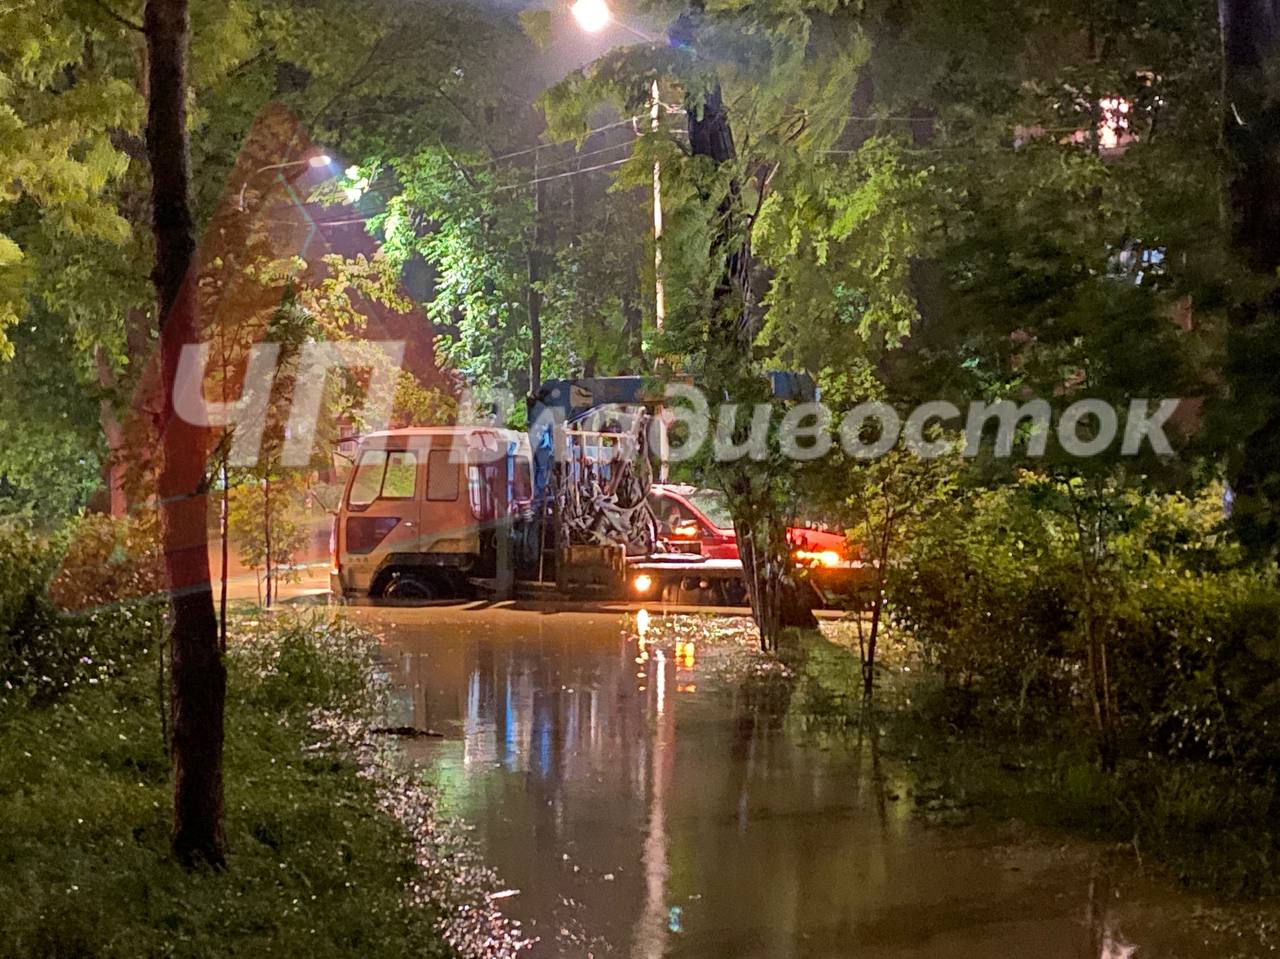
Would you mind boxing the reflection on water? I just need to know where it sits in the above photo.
[354,607,1239,959]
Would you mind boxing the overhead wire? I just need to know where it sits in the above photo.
[491,157,633,192]
[469,104,692,168]
[524,137,638,175]
[321,114,1096,208]
[469,116,649,167]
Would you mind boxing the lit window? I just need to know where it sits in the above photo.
[1097,97,1132,151]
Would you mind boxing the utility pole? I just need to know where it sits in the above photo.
[528,147,546,394]
[651,80,665,333]
[650,79,671,482]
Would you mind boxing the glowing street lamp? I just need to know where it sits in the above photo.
[237,152,333,211]
[570,0,611,33]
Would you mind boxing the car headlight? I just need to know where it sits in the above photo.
[794,549,842,568]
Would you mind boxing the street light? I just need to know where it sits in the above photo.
[570,0,611,33]
[237,153,333,212]
[571,0,659,41]
[255,154,331,172]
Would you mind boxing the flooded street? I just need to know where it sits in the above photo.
[349,606,1260,959]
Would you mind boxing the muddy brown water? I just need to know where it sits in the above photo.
[347,606,1268,959]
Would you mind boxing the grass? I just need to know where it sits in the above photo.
[0,612,454,959]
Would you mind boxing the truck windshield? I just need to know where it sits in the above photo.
[688,489,734,530]
[348,451,388,507]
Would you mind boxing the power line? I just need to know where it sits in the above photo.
[491,157,632,192]
[529,138,637,175]
[471,117,643,167]
[469,113,962,176]
[295,133,1073,220]
[459,134,1029,195]
[297,140,643,213]
[325,113,1091,207]
[527,128,691,174]
[475,112,1060,168]
[473,106,692,168]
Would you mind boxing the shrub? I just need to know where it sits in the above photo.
[1110,568,1280,770]
[232,613,380,717]
[0,521,61,699]
[889,486,1076,728]
[1,517,164,709]
[48,510,166,612]
[892,482,1280,770]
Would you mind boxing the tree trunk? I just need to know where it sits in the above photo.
[1220,0,1280,553]
[1220,0,1280,267]
[671,8,802,650]
[219,459,229,653]
[687,81,736,165]
[527,179,546,393]
[862,523,892,696]
[262,473,273,608]
[145,0,227,869]
[736,520,782,651]
[95,345,128,517]
[863,579,886,696]
[621,290,643,365]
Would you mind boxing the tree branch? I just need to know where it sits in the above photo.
[438,140,482,190]
[86,0,145,33]
[307,35,387,130]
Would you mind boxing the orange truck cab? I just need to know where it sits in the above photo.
[330,427,533,602]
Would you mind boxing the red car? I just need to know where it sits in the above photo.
[646,485,859,572]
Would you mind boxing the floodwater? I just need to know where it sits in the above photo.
[349,605,1264,959]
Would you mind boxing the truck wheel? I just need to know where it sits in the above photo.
[382,572,437,604]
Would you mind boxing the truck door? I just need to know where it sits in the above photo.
[420,443,474,554]
[340,444,423,593]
